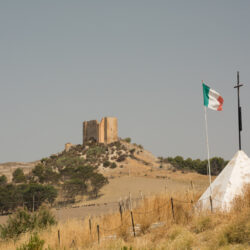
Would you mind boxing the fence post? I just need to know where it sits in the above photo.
[130,211,136,237]
[129,192,132,211]
[57,229,60,245]
[97,224,100,244]
[209,196,213,213]
[171,197,175,221]
[32,195,35,212]
[119,202,123,223]
[89,218,92,234]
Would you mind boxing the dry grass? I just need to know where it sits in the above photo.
[1,185,250,250]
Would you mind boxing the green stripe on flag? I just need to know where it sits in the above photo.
[203,83,210,107]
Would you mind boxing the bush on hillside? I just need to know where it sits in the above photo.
[110,162,117,169]
[103,160,110,167]
[0,206,56,239]
[13,168,26,183]
[16,233,45,250]
[0,183,57,214]
[165,156,228,175]
[123,137,131,143]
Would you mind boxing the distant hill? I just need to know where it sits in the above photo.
[0,139,165,183]
[0,161,39,182]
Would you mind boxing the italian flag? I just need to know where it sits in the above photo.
[203,83,224,111]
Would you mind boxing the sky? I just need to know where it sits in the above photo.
[0,1,250,163]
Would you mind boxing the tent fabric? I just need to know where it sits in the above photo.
[197,150,250,211]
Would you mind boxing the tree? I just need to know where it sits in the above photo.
[62,164,108,200]
[63,178,87,200]
[210,157,228,175]
[21,184,57,211]
[0,175,7,186]
[32,164,59,184]
[12,168,26,183]
[90,173,108,198]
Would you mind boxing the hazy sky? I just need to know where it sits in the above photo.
[1,1,250,163]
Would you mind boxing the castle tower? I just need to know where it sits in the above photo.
[83,120,100,144]
[83,117,118,144]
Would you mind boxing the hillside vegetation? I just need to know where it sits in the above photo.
[0,139,229,215]
[0,140,145,214]
[161,156,228,175]
[1,185,249,250]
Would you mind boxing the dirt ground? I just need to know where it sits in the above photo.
[0,144,211,225]
[0,174,209,225]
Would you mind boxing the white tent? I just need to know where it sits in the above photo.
[197,150,250,211]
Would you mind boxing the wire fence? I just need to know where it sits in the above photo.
[0,193,226,246]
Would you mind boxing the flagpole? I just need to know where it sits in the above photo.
[203,85,212,197]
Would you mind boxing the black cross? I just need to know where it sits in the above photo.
[234,71,243,150]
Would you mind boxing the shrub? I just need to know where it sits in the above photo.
[110,162,117,169]
[123,138,131,143]
[117,155,126,162]
[0,207,56,239]
[16,233,45,250]
[103,161,110,167]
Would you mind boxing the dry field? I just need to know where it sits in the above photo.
[1,185,249,250]
[0,171,210,225]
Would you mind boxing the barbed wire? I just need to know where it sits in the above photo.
[132,200,170,215]
[172,198,193,204]
[98,213,130,233]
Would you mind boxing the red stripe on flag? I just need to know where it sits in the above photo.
[217,96,224,111]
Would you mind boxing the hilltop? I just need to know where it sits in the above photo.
[0,139,211,224]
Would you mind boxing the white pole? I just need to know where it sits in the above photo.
[204,106,212,196]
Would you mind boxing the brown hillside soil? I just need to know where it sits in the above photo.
[0,142,211,225]
[3,185,250,250]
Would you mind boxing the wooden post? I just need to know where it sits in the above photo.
[119,202,123,222]
[130,211,136,237]
[129,192,132,211]
[89,218,92,234]
[171,197,175,221]
[209,196,213,213]
[32,195,35,212]
[58,229,60,245]
[97,224,100,244]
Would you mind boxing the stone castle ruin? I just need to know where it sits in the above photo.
[83,117,118,144]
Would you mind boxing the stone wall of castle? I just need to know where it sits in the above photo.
[83,117,118,144]
[83,120,100,143]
